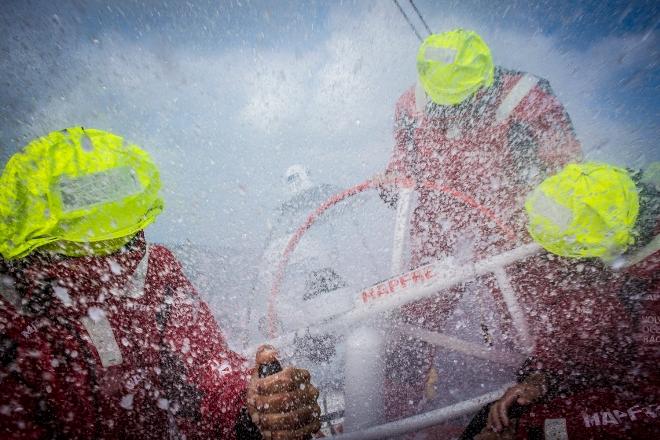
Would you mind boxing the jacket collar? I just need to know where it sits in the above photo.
[1,232,149,313]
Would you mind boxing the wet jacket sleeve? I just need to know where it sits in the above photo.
[509,78,583,177]
[0,324,100,439]
[380,87,417,207]
[0,335,47,439]
[153,246,251,440]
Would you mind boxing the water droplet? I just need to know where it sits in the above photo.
[81,135,94,152]
[108,259,122,275]
[120,394,134,410]
[157,398,170,410]
[87,306,105,322]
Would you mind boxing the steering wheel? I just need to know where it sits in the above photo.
[266,175,517,338]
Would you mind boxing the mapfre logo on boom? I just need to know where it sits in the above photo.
[361,266,435,304]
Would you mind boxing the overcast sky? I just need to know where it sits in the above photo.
[1,0,658,250]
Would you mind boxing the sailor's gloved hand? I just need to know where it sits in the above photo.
[487,373,547,432]
[246,346,321,440]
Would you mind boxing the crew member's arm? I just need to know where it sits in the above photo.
[156,245,250,439]
[0,338,49,439]
[156,246,320,440]
[245,346,320,440]
[508,77,583,183]
[485,371,547,433]
[380,87,417,207]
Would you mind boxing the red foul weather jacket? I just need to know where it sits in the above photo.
[381,67,637,418]
[514,246,659,439]
[383,67,582,264]
[0,233,249,439]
